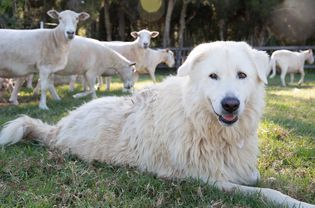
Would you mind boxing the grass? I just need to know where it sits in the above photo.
[0,70,314,207]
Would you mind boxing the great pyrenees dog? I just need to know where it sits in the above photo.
[0,41,313,208]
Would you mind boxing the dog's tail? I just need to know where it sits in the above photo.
[215,181,315,208]
[269,56,277,78]
[0,115,57,146]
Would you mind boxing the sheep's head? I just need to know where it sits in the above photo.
[164,49,175,67]
[47,10,90,40]
[130,29,159,49]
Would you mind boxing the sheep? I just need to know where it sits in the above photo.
[30,36,136,99]
[0,10,90,109]
[102,29,159,79]
[269,49,314,86]
[103,48,175,91]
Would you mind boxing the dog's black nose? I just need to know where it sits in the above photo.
[221,97,240,113]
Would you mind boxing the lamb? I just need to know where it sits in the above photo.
[0,10,89,109]
[104,48,175,91]
[31,36,136,99]
[269,49,314,86]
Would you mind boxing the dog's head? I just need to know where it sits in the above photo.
[177,41,269,126]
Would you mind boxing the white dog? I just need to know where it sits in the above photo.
[269,49,314,86]
[0,41,313,208]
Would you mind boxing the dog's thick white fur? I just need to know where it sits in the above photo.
[269,49,314,86]
[0,41,313,208]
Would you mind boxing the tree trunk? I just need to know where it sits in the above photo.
[12,0,17,18]
[163,0,176,47]
[103,0,112,41]
[118,3,125,41]
[178,0,189,48]
[218,19,225,41]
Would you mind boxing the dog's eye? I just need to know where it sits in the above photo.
[209,73,218,80]
[237,72,247,79]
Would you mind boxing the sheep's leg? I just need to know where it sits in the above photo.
[289,73,294,84]
[148,68,157,83]
[73,74,96,99]
[81,75,88,91]
[26,74,34,89]
[69,75,77,92]
[9,77,24,105]
[48,74,61,101]
[105,76,111,91]
[297,68,305,85]
[33,79,40,95]
[96,76,103,90]
[280,67,287,87]
[38,69,50,110]
[87,73,97,99]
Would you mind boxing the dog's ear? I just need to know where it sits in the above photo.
[177,47,207,77]
[177,58,192,76]
[251,49,269,84]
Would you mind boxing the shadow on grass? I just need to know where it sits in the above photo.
[264,93,315,137]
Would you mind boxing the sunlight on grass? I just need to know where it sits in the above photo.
[269,87,315,100]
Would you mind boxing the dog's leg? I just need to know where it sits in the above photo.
[215,181,315,208]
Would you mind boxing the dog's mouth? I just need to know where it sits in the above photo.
[209,99,239,126]
[218,114,238,125]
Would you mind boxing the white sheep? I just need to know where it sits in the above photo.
[269,49,314,86]
[103,48,175,91]
[102,29,159,78]
[31,36,136,99]
[0,10,89,109]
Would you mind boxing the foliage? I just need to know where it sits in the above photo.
[0,0,314,45]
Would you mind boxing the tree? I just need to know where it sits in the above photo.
[163,0,176,47]
[178,0,190,48]
[103,0,111,41]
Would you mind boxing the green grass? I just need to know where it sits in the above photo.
[0,71,314,207]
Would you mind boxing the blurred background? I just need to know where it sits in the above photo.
[1,0,315,48]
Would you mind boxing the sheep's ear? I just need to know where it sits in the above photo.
[47,10,59,19]
[252,50,269,84]
[78,12,90,21]
[150,31,159,38]
[130,31,138,39]
[308,49,313,54]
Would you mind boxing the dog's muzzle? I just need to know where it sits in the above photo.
[210,97,240,126]
[219,97,239,125]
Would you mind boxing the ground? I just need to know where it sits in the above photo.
[0,70,314,207]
